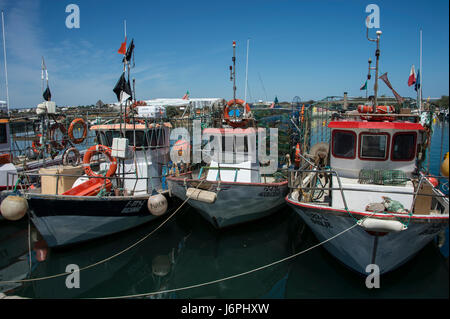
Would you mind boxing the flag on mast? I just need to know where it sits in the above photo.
[113,72,132,102]
[122,38,134,63]
[182,90,189,100]
[414,69,420,92]
[408,65,416,86]
[118,37,127,55]
[43,86,51,101]
[360,80,367,90]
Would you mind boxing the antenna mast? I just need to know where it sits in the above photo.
[366,20,382,113]
[1,11,9,114]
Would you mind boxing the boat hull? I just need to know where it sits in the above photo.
[286,196,448,275]
[167,176,288,228]
[20,193,175,247]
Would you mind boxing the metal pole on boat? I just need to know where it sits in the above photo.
[232,41,236,120]
[244,38,250,116]
[367,25,381,112]
[419,29,422,112]
[366,58,372,100]
[1,11,9,115]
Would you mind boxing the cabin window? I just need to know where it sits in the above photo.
[359,133,389,160]
[332,130,356,159]
[0,123,6,144]
[125,131,147,147]
[391,132,416,161]
[148,128,165,147]
[104,130,122,147]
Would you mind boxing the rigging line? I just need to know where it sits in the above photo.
[0,179,206,285]
[94,214,375,299]
[258,72,268,102]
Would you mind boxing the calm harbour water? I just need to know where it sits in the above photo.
[0,121,448,299]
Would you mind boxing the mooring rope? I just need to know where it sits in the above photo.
[94,213,376,299]
[0,179,205,285]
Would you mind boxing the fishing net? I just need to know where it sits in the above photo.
[358,169,407,186]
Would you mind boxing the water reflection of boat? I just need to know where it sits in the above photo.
[0,220,30,294]
[9,216,183,299]
[165,207,302,299]
[285,226,449,298]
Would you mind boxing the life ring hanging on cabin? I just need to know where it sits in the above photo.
[357,105,395,121]
[68,118,88,144]
[82,145,117,178]
[49,123,68,151]
[62,147,81,167]
[223,99,251,128]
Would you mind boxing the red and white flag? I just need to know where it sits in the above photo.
[408,65,416,86]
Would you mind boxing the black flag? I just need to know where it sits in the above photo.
[43,86,51,101]
[122,38,134,63]
[113,72,132,102]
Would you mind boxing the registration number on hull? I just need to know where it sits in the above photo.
[258,186,281,197]
[121,200,146,214]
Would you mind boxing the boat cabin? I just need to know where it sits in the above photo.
[201,127,271,183]
[329,120,424,179]
[89,123,172,194]
[327,119,425,212]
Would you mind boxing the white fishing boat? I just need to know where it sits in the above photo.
[167,127,288,228]
[167,41,288,228]
[286,28,449,275]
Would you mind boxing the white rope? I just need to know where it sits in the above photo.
[94,214,374,299]
[0,179,204,285]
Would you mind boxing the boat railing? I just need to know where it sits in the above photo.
[288,167,449,215]
[196,165,286,183]
[4,169,170,196]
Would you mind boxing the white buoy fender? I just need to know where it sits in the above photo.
[186,188,217,204]
[0,196,28,221]
[147,194,168,216]
[358,218,407,233]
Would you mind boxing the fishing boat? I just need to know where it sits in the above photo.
[1,36,180,247]
[166,41,288,229]
[286,28,449,275]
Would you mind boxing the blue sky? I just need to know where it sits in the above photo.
[0,0,448,108]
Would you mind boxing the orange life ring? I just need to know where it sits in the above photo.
[49,123,68,150]
[224,99,251,128]
[32,134,42,154]
[82,145,117,178]
[357,105,395,121]
[68,118,88,144]
[295,143,301,167]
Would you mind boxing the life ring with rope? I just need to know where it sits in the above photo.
[49,123,68,151]
[68,118,88,144]
[224,99,251,128]
[62,147,81,166]
[82,145,117,178]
